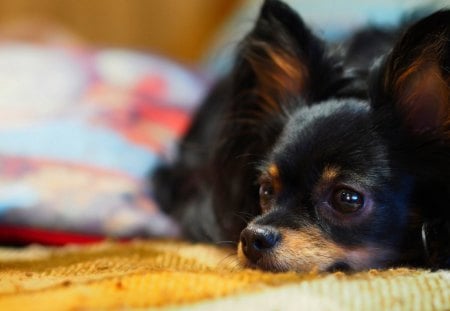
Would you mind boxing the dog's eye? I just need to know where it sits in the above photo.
[331,188,364,213]
[259,182,274,212]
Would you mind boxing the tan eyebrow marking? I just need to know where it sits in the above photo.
[312,165,340,201]
[268,163,279,178]
[268,163,282,193]
[321,165,340,183]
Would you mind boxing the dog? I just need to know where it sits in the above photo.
[153,0,450,272]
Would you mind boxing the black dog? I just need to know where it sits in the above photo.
[153,0,450,272]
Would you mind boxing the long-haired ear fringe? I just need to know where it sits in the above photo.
[243,40,308,112]
[381,10,450,134]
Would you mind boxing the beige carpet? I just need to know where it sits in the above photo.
[0,240,448,310]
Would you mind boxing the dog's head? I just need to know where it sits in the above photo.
[235,0,450,272]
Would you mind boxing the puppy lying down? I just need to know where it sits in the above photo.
[153,0,450,272]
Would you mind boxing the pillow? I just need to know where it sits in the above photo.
[0,42,208,244]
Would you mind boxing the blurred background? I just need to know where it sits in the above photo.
[0,0,444,72]
[0,0,244,65]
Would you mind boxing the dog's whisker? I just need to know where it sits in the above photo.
[232,212,251,225]
[215,240,237,246]
[237,211,254,219]
[229,261,243,272]
[217,253,239,268]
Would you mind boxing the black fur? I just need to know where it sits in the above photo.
[153,0,450,271]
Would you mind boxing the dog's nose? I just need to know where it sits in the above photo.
[240,226,280,263]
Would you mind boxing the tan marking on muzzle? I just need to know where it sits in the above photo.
[237,225,398,272]
[271,227,346,271]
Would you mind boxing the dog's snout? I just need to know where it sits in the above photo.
[240,226,280,263]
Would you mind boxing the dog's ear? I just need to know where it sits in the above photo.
[373,10,450,134]
[233,0,335,111]
[212,1,339,239]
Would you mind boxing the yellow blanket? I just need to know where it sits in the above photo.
[0,240,448,310]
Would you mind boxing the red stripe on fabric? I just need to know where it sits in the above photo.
[0,225,107,246]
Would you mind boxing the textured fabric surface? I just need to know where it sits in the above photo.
[0,241,448,310]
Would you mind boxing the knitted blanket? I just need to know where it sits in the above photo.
[0,240,448,310]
